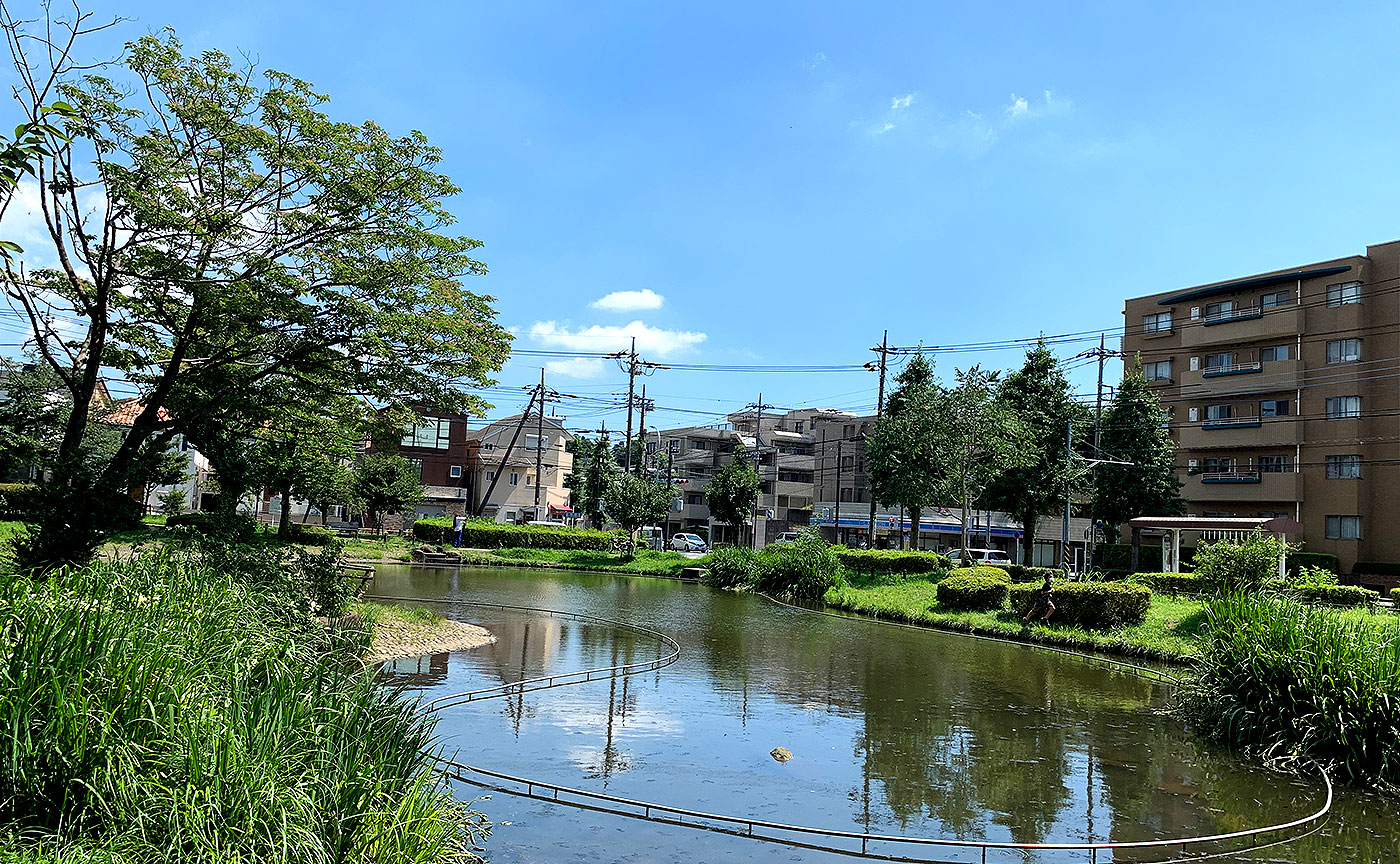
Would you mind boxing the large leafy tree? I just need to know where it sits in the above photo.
[353,452,423,534]
[253,397,364,537]
[0,17,510,567]
[983,341,1091,564]
[1091,362,1185,534]
[704,445,760,543]
[866,353,942,550]
[564,434,618,529]
[604,474,678,552]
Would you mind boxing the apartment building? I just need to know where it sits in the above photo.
[1121,239,1400,571]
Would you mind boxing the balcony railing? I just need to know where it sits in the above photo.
[1202,361,1263,377]
[1202,304,1263,325]
[1202,415,1262,429]
[1201,470,1262,483]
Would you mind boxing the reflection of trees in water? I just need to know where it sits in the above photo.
[374,652,450,687]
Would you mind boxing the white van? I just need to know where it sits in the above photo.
[946,548,1012,565]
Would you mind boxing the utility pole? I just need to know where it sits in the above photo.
[1062,419,1073,573]
[637,384,650,478]
[835,438,843,547]
[1089,334,1108,570]
[622,337,638,476]
[867,329,889,544]
[534,367,545,516]
[818,426,828,543]
[748,393,769,549]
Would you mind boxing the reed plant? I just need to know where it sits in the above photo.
[0,555,486,862]
[1182,591,1400,787]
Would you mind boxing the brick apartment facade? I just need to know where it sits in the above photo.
[1122,239,1400,572]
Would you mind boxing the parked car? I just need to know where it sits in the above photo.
[668,532,708,552]
[771,532,803,545]
[946,548,1012,565]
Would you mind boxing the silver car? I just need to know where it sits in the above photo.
[668,532,708,552]
[946,548,1012,565]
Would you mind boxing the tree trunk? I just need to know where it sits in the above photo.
[908,506,921,552]
[1021,512,1037,565]
[960,484,971,555]
[278,488,294,537]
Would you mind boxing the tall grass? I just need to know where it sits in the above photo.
[0,555,486,863]
[1182,592,1400,787]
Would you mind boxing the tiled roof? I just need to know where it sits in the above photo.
[101,400,171,426]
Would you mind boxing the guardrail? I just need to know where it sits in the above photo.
[369,592,1331,863]
[1201,470,1262,483]
[1202,361,1263,376]
[1202,304,1262,323]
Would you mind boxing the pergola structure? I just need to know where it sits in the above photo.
[1125,516,1304,575]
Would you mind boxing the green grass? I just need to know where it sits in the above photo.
[351,600,444,629]
[476,547,693,576]
[0,555,486,863]
[823,579,1209,662]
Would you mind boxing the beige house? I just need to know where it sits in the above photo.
[465,414,574,524]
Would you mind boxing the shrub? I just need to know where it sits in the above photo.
[1192,529,1293,591]
[1182,592,1400,786]
[1287,551,1340,576]
[1131,572,1203,595]
[166,510,258,540]
[945,565,1010,583]
[282,523,335,546]
[1293,582,1379,607]
[1393,588,1400,604]
[412,517,626,550]
[700,546,763,590]
[998,564,1062,583]
[832,548,952,578]
[935,573,1009,611]
[1009,580,1152,628]
[1352,561,1400,577]
[756,537,842,601]
[0,483,40,519]
[1291,565,1338,587]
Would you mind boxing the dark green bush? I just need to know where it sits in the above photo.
[412,517,627,550]
[756,538,842,601]
[0,483,39,519]
[1287,551,1340,575]
[936,574,1009,611]
[1352,561,1400,577]
[1293,582,1379,607]
[700,546,763,590]
[1009,580,1152,628]
[1392,588,1400,604]
[1192,530,1291,591]
[165,511,258,540]
[283,523,335,546]
[945,565,1010,583]
[831,548,952,578]
[1130,572,1203,595]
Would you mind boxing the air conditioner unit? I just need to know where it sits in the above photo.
[1190,306,1201,320]
[1188,459,1198,470]
[1190,356,1200,371]
[1189,408,1199,422]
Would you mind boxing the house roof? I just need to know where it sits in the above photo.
[1157,265,1352,305]
[100,399,171,427]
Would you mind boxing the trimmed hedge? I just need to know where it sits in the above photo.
[1352,561,1400,577]
[1009,581,1152,628]
[1293,583,1379,607]
[935,574,1009,611]
[283,523,335,546]
[0,483,39,519]
[994,564,1063,584]
[1131,572,1203,595]
[945,565,1011,583]
[832,548,952,578]
[413,518,627,550]
[1287,552,1340,575]
[165,511,258,539]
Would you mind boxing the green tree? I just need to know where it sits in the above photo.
[982,341,1091,564]
[157,486,187,516]
[564,434,618,529]
[253,400,363,537]
[0,358,68,480]
[604,474,678,554]
[299,458,358,526]
[0,21,509,569]
[935,366,1032,554]
[353,453,423,535]
[866,353,942,550]
[704,446,760,544]
[135,441,190,514]
[1091,362,1186,535]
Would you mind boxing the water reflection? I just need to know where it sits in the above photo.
[368,566,1384,864]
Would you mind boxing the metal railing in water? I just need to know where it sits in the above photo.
[370,593,1331,863]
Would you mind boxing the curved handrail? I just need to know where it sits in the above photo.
[371,592,1329,863]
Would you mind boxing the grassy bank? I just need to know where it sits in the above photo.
[1182,592,1400,787]
[0,555,485,863]
[823,578,1209,662]
[450,547,694,576]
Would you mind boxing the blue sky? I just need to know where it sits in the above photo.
[13,1,1400,432]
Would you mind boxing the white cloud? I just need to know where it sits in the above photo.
[802,51,828,70]
[1005,93,1029,118]
[544,357,606,379]
[876,122,896,134]
[589,288,665,312]
[890,92,917,111]
[529,320,707,359]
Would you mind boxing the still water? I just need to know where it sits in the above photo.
[369,565,1396,863]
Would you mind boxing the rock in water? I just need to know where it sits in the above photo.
[770,747,793,763]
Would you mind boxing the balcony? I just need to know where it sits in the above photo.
[1189,471,1301,503]
[1202,304,1263,326]
[1180,358,1302,394]
[1182,305,1302,349]
[1178,418,1298,451]
[1202,361,1263,378]
[1202,415,1262,430]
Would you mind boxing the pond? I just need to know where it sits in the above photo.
[368,565,1395,863]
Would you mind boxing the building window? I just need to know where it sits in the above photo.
[1327,282,1362,306]
[408,458,423,481]
[841,456,854,469]
[1259,344,1290,362]
[1260,290,1292,309]
[794,421,804,433]
[1142,360,1172,381]
[1203,301,1236,320]
[1325,396,1361,419]
[686,493,703,505]
[1142,311,1173,334]
[525,434,547,450]
[1258,455,1290,473]
[402,418,451,449]
[839,487,854,502]
[1325,515,1362,540]
[1204,352,1235,370]
[449,465,463,478]
[486,470,496,482]
[1202,457,1234,473]
[843,424,855,437]
[1326,339,1362,364]
[508,472,519,486]
[1325,455,1362,479]
[1205,404,1233,421]
[1260,399,1290,417]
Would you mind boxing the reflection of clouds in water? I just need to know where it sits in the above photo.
[540,694,685,738]
[569,746,637,777]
